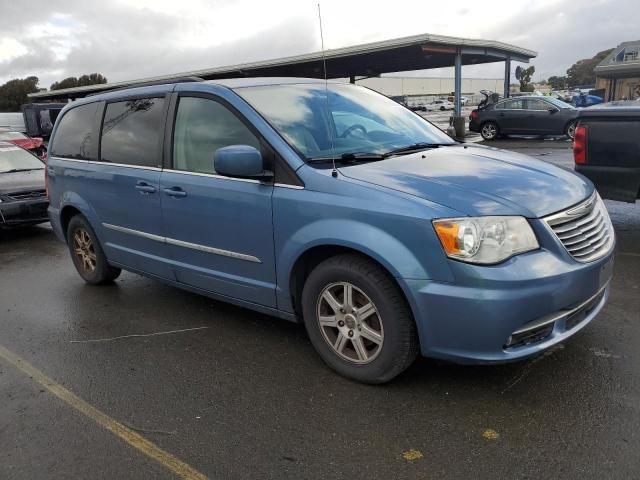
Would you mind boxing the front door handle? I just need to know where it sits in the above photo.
[135,181,156,194]
[163,187,187,198]
[497,113,505,117]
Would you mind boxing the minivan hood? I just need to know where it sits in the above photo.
[338,144,592,218]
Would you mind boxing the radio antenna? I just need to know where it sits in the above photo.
[317,3,337,178]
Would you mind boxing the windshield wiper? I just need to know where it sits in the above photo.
[2,168,43,173]
[307,152,386,164]
[384,142,454,157]
[306,143,455,164]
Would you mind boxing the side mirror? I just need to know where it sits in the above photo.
[214,145,273,180]
[548,108,558,114]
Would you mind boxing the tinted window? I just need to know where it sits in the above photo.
[496,99,525,110]
[527,99,552,110]
[545,97,575,109]
[173,97,260,174]
[51,103,98,160]
[100,98,165,167]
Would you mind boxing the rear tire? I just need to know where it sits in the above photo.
[66,215,121,285]
[566,120,577,140]
[301,254,419,384]
[480,121,499,140]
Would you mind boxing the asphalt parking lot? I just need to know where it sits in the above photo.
[1,138,639,479]
[418,107,474,137]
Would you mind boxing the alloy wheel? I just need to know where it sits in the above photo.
[316,282,384,364]
[481,123,497,140]
[73,228,97,273]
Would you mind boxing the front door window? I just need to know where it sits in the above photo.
[173,97,260,174]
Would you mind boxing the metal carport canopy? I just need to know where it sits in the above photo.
[29,32,536,100]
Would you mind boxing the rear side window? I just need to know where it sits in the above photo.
[51,103,98,160]
[496,99,525,110]
[100,98,165,167]
[172,96,260,174]
[527,99,552,110]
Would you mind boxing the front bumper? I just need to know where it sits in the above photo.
[403,224,615,363]
[0,198,49,228]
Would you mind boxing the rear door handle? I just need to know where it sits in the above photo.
[135,181,156,194]
[163,187,187,198]
[497,113,505,117]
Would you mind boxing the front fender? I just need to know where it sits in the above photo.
[276,219,443,314]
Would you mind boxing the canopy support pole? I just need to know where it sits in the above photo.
[504,57,511,99]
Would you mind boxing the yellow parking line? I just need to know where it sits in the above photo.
[0,345,208,480]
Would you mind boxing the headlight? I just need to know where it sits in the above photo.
[433,216,539,264]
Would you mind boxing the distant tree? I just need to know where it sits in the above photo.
[78,73,108,87]
[548,75,568,90]
[566,49,613,87]
[50,73,107,91]
[50,77,79,91]
[516,65,535,92]
[0,76,40,112]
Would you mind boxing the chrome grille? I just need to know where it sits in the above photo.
[543,193,614,262]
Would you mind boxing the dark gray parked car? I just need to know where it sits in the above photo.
[469,96,579,140]
[0,141,48,228]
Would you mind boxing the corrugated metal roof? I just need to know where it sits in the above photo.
[595,40,640,78]
[29,32,536,100]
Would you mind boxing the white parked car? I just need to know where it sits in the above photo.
[429,99,455,111]
[447,96,469,106]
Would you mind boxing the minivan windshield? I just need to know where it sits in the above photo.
[236,83,455,161]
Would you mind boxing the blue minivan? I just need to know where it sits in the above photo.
[46,78,615,383]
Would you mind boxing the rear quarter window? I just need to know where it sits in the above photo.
[50,103,99,160]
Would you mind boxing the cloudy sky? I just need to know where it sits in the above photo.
[0,0,636,89]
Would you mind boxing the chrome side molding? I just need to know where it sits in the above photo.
[102,223,261,263]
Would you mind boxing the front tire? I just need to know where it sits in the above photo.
[480,121,499,140]
[301,254,419,384]
[67,215,121,285]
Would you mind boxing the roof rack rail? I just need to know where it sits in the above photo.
[86,76,205,97]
